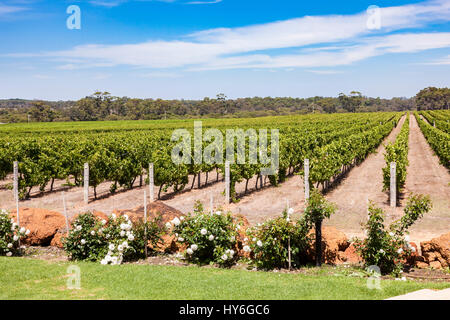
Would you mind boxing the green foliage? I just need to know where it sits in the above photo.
[415,112,449,168]
[170,202,240,267]
[354,194,432,275]
[382,114,409,194]
[0,209,28,257]
[246,210,310,270]
[303,189,336,224]
[63,212,164,264]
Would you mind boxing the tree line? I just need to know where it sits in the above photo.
[0,87,448,123]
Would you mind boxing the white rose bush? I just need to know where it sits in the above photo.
[0,209,29,257]
[169,203,240,267]
[245,209,310,270]
[63,212,164,264]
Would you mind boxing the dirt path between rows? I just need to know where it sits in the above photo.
[403,114,450,241]
[324,115,407,240]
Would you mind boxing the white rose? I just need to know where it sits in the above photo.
[165,222,171,229]
[389,232,394,237]
[118,245,124,252]
[243,245,251,252]
[90,230,95,236]
[171,217,181,226]
[257,240,263,247]
[229,249,235,256]
[404,235,410,242]
[109,244,115,251]
[123,214,129,220]
[208,235,214,241]
[100,259,107,265]
[397,248,403,254]
[411,247,416,253]
[221,254,228,261]
[120,231,125,237]
[81,239,86,245]
[186,248,193,255]
[201,228,207,235]
[379,249,384,253]
[288,208,294,215]
[101,219,107,225]
[180,216,184,221]
[122,241,128,248]
[128,234,135,241]
[191,244,198,251]
[244,238,248,242]
[111,214,116,219]
[215,211,221,216]
[230,236,235,242]
[6,252,12,257]
[20,227,25,234]
[7,243,12,248]
[13,235,19,242]
[25,229,30,236]
[76,225,82,231]
[178,237,184,242]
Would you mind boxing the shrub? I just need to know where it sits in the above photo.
[169,202,240,267]
[63,212,164,264]
[246,209,310,270]
[0,209,29,257]
[354,194,432,275]
[302,189,336,266]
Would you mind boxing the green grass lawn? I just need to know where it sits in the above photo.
[0,257,448,300]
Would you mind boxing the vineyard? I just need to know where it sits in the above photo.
[0,110,448,241]
[0,112,401,201]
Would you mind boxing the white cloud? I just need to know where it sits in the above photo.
[307,70,343,75]
[425,55,450,65]
[187,0,222,4]
[0,4,27,15]
[6,0,450,71]
[139,72,182,78]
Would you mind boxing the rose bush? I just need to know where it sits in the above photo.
[353,194,432,275]
[169,202,240,267]
[63,212,165,264]
[245,209,310,270]
[0,209,29,257]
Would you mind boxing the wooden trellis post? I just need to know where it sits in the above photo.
[83,163,89,204]
[304,159,310,201]
[62,191,69,232]
[13,161,20,226]
[225,161,230,204]
[144,190,148,258]
[390,162,396,208]
[148,163,154,202]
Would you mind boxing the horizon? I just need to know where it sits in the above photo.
[1,0,449,100]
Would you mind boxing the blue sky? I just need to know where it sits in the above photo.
[0,0,449,100]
